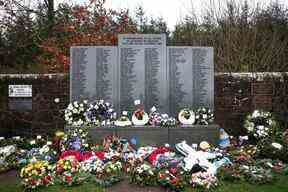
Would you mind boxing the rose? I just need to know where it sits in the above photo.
[170,167,178,174]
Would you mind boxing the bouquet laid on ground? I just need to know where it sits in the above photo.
[178,108,195,125]
[20,159,54,189]
[131,100,149,126]
[244,110,276,140]
[55,156,84,186]
[240,164,275,184]
[65,101,88,127]
[18,142,57,167]
[0,145,18,173]
[85,100,115,126]
[81,156,104,175]
[190,171,218,190]
[157,166,187,191]
[129,163,157,186]
[195,107,214,125]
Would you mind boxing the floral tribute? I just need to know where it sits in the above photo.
[65,101,88,127]
[20,159,54,189]
[129,163,157,186]
[0,101,286,191]
[115,111,132,127]
[55,156,83,186]
[132,100,149,126]
[85,100,115,126]
[190,171,218,190]
[195,107,214,125]
[178,108,196,125]
[148,106,162,126]
[244,110,276,140]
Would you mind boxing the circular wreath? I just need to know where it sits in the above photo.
[65,101,88,127]
[244,110,276,140]
[115,114,132,127]
[195,107,214,125]
[178,108,195,125]
[85,100,115,126]
[132,109,149,126]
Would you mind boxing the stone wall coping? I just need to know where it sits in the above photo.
[1,72,287,79]
[0,73,67,79]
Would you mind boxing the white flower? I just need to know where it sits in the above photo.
[0,137,4,140]
[36,135,42,140]
[47,141,52,145]
[83,100,88,104]
[202,114,208,119]
[54,98,60,103]
[271,143,283,150]
[252,110,260,118]
[134,99,141,105]
[13,136,21,140]
[68,104,73,110]
[30,140,36,145]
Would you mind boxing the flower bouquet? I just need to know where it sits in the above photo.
[148,106,162,126]
[195,107,214,125]
[160,114,176,127]
[55,156,85,186]
[129,163,157,186]
[244,110,276,141]
[81,156,104,176]
[157,167,187,191]
[190,171,218,190]
[115,111,132,127]
[132,100,149,126]
[178,108,195,125]
[20,159,54,189]
[240,164,275,184]
[90,160,123,187]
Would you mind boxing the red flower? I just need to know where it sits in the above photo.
[65,175,72,184]
[170,177,179,185]
[148,147,171,164]
[158,172,166,179]
[42,175,52,185]
[95,151,105,160]
[170,167,178,174]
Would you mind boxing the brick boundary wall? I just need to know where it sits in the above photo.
[0,73,287,137]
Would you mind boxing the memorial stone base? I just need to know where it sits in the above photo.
[85,125,220,146]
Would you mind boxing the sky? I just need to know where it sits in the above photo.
[53,0,288,29]
[2,0,287,29]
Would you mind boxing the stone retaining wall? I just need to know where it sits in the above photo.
[0,73,287,137]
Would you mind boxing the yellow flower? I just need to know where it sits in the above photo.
[32,170,38,176]
[55,131,65,138]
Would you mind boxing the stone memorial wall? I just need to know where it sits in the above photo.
[70,34,214,114]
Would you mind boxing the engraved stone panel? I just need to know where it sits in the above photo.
[168,47,214,115]
[70,46,118,107]
[70,35,214,115]
[192,47,214,109]
[118,34,167,112]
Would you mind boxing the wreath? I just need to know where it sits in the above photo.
[178,108,195,125]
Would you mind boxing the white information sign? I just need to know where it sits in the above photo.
[8,85,32,97]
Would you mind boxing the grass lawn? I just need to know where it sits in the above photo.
[0,171,288,192]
